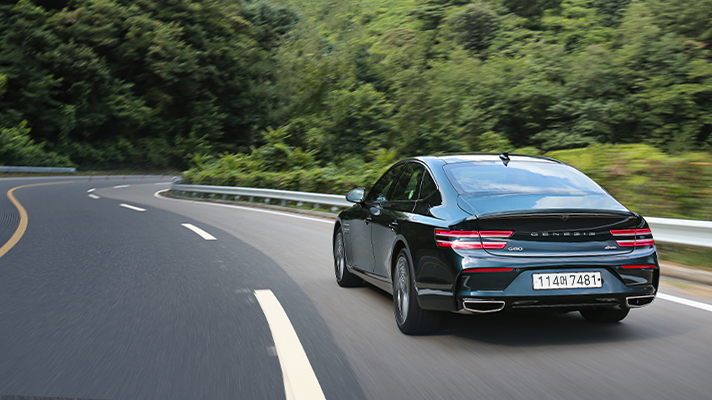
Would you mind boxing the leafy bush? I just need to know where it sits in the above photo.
[0,121,73,167]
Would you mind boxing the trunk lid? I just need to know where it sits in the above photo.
[468,211,643,257]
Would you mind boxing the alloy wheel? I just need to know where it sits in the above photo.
[395,255,410,325]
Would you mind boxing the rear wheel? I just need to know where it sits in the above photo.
[334,229,361,287]
[580,307,630,323]
[393,249,440,335]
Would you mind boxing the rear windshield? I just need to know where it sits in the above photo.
[444,161,606,195]
[444,160,628,214]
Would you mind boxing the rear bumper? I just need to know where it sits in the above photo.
[415,248,659,312]
[455,266,657,313]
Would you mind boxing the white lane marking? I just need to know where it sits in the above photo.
[658,293,712,313]
[154,189,333,225]
[254,290,326,400]
[114,185,130,189]
[88,194,100,199]
[181,223,217,240]
[87,188,96,193]
[154,182,171,185]
[120,203,146,212]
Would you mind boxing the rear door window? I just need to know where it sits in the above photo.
[366,163,405,203]
[391,163,425,202]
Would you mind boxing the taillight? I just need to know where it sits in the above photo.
[435,229,513,250]
[610,229,655,247]
[621,264,658,269]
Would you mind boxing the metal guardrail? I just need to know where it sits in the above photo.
[645,217,712,249]
[171,183,712,249]
[171,183,351,211]
[0,166,76,173]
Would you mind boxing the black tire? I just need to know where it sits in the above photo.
[580,307,630,323]
[393,249,440,335]
[334,229,362,287]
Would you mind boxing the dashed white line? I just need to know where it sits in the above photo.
[254,289,326,400]
[88,194,100,199]
[181,223,217,240]
[114,185,130,189]
[154,182,171,185]
[658,293,712,313]
[87,188,96,193]
[120,203,146,212]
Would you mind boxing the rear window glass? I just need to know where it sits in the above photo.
[444,161,607,195]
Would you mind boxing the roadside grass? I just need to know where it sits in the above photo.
[657,244,712,272]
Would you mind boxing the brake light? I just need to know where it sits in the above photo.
[621,265,658,269]
[463,267,514,273]
[435,230,513,250]
[610,229,655,247]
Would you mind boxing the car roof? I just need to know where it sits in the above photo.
[414,153,562,165]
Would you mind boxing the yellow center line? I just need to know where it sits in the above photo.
[0,181,74,259]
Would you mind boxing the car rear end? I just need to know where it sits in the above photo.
[438,156,659,316]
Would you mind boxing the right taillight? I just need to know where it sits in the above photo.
[610,228,655,247]
[435,229,513,250]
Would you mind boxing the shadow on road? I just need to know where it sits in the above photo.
[438,310,670,346]
[362,286,673,346]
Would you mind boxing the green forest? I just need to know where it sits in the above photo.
[1,0,712,219]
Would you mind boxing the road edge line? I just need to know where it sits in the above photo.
[657,293,712,313]
[154,189,333,225]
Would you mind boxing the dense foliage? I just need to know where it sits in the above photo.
[0,0,297,168]
[2,0,712,215]
[266,0,712,161]
[182,0,712,220]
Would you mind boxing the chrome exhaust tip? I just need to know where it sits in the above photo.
[626,295,655,308]
[462,299,506,314]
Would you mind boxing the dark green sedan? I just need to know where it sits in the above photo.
[333,154,659,334]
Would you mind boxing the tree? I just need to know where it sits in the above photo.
[447,2,500,54]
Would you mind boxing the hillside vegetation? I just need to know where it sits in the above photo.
[2,0,712,219]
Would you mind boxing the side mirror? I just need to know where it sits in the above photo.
[346,187,366,203]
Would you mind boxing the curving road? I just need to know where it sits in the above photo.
[1,177,712,400]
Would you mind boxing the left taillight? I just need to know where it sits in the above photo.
[435,229,513,250]
[610,228,655,247]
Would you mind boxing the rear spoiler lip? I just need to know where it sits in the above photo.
[469,208,638,220]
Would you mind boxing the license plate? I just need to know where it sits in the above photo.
[532,271,602,290]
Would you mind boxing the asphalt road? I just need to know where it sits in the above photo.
[1,177,712,400]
